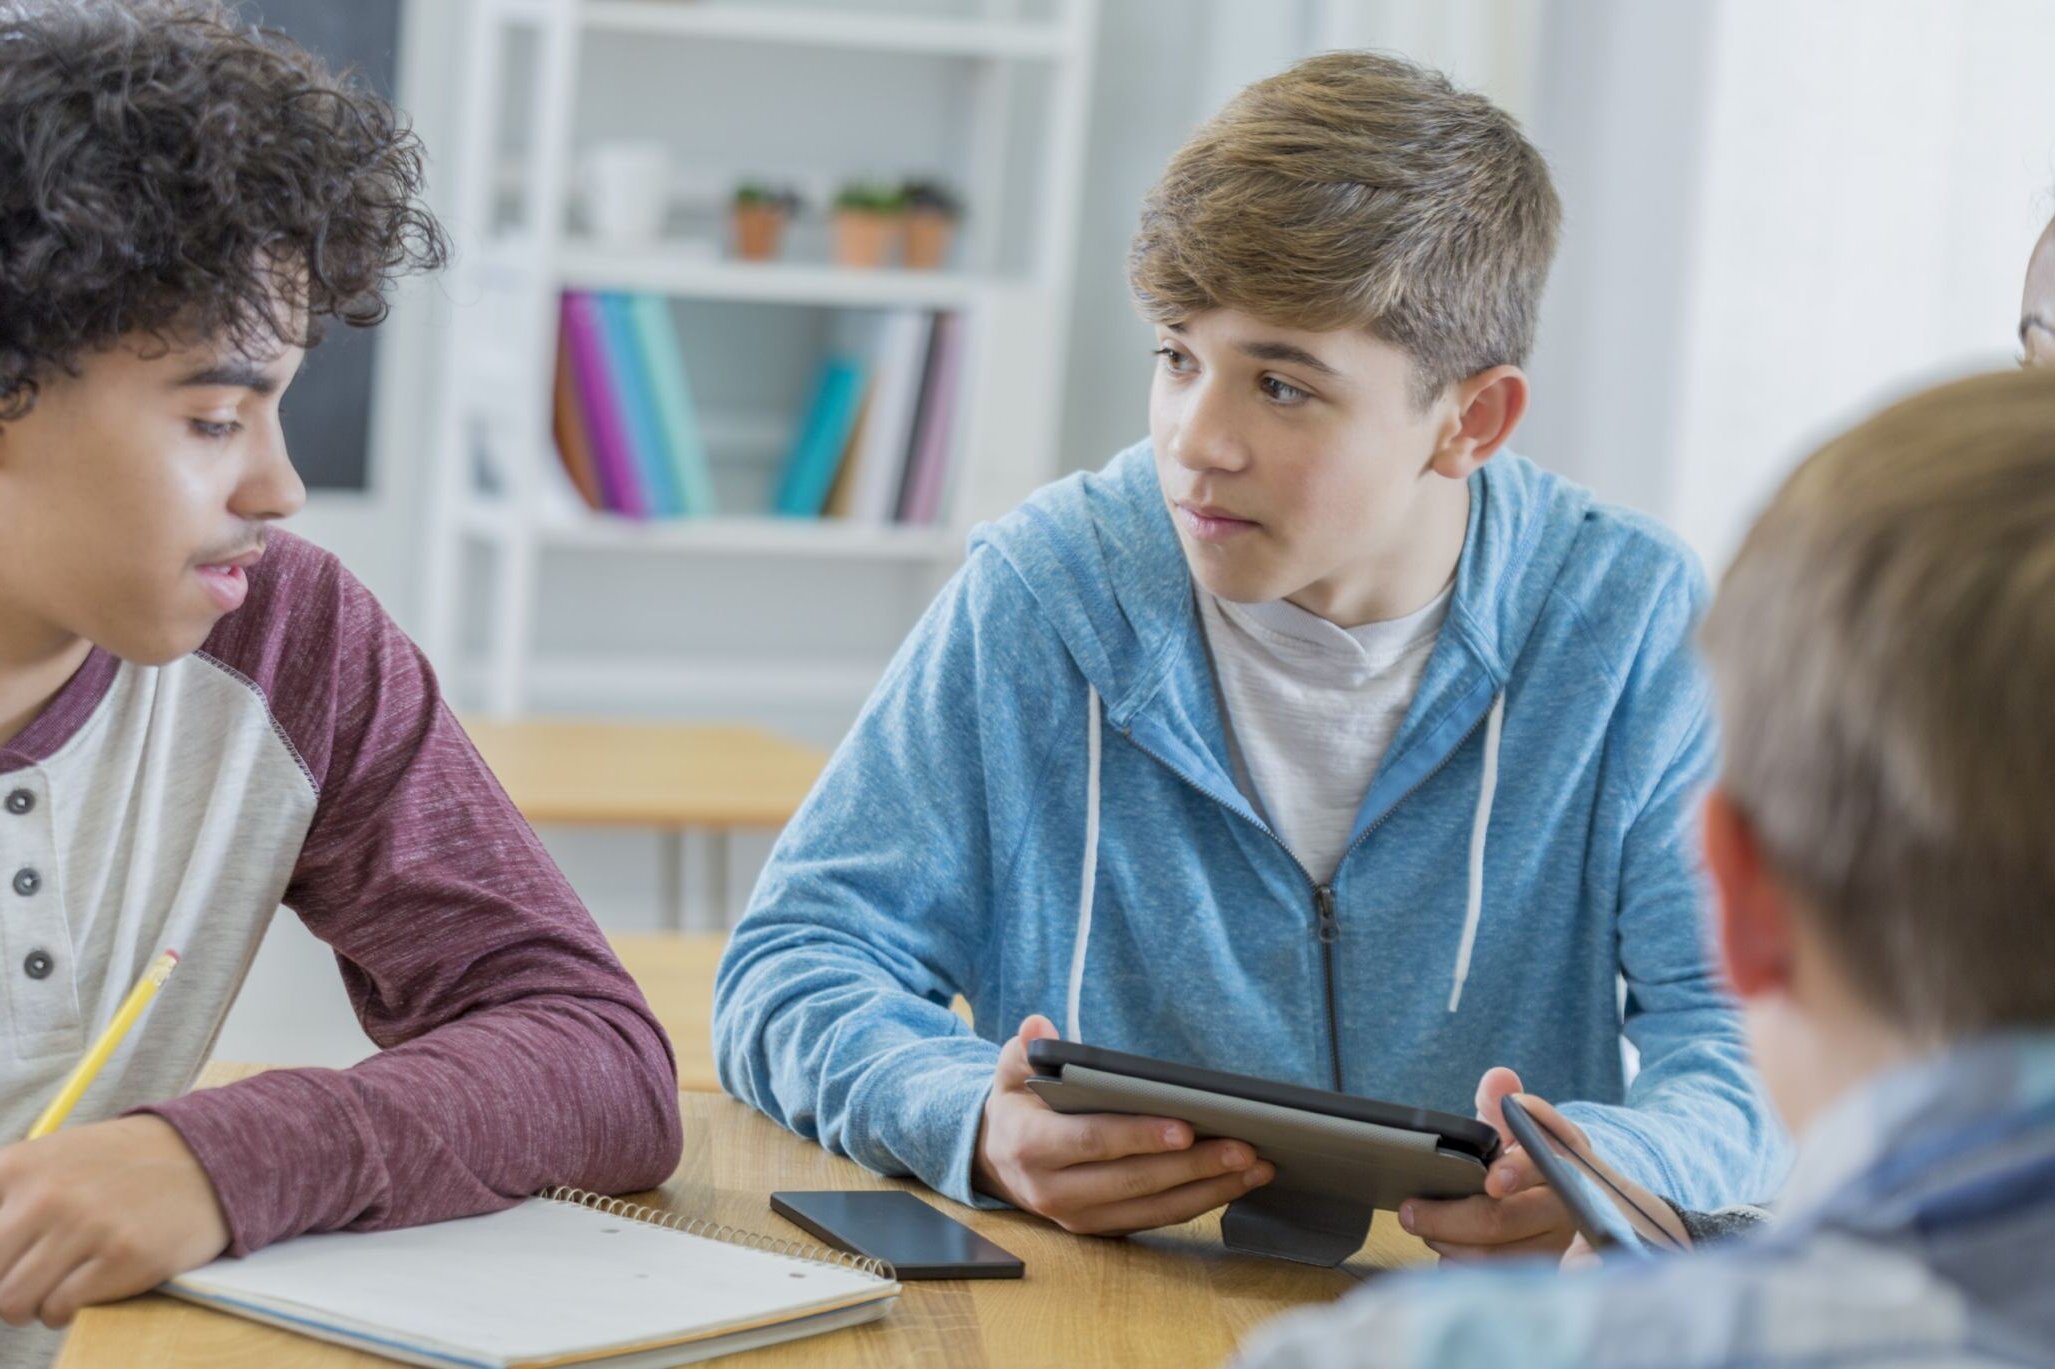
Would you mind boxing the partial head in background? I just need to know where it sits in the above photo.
[0,0,447,666]
[2022,212,2055,368]
[1698,369,2055,1133]
[1128,50,1560,625]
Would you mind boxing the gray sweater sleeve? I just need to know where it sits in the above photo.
[1662,1196,1773,1244]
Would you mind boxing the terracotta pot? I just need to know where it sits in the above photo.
[903,209,958,270]
[832,209,905,269]
[731,204,788,261]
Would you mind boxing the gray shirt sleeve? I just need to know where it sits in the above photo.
[1662,1195,1774,1244]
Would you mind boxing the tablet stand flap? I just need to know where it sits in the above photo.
[1221,1186,1373,1267]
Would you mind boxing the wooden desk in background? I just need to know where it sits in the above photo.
[63,1066,1426,1368]
[607,932,725,1092]
[465,718,828,931]
[606,933,970,1095]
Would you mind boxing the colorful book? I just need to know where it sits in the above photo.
[595,292,683,518]
[550,326,604,511]
[559,292,647,518]
[774,357,867,517]
[845,310,933,526]
[898,312,964,525]
[625,293,717,517]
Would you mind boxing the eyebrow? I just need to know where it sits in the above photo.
[174,360,281,395]
[1167,321,1343,379]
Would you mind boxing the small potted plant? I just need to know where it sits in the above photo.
[730,183,800,262]
[831,180,907,269]
[901,179,963,270]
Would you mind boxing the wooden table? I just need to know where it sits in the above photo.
[465,718,827,930]
[62,1068,1427,1368]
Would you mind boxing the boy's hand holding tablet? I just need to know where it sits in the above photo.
[979,1016,1606,1263]
[1397,1067,1578,1260]
[973,1015,1276,1234]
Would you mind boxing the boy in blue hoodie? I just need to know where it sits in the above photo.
[716,50,1782,1256]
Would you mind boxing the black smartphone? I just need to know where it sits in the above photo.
[1499,1096,1686,1255]
[770,1190,1025,1280]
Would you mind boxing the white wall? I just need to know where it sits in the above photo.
[1517,0,1717,522]
[1665,0,2055,570]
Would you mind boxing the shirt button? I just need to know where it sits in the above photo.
[12,868,39,897]
[23,950,52,980]
[4,789,30,816]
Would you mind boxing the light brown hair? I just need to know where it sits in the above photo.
[1127,50,1561,406]
[1701,369,2055,1037]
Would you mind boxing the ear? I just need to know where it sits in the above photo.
[1702,787,1797,1001]
[1427,365,1528,480]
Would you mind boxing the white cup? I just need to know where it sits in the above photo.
[581,140,671,245]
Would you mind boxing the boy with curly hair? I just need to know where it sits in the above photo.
[0,2,681,1356]
[716,51,1781,1253]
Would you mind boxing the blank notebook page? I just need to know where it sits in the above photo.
[167,1196,891,1366]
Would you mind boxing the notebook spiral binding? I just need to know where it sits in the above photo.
[544,1187,897,1284]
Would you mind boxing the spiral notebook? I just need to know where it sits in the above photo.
[164,1188,900,1368]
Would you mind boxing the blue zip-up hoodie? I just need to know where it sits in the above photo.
[716,442,1788,1210]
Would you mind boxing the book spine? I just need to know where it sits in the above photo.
[823,380,871,520]
[551,315,606,511]
[561,292,648,518]
[848,310,931,526]
[900,313,964,525]
[597,292,683,518]
[627,293,717,517]
[775,358,866,517]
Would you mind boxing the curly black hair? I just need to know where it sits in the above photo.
[0,0,448,419]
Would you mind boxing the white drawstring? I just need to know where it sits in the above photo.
[1448,691,1506,1013]
[1064,683,1502,1030]
[1064,685,1102,1043]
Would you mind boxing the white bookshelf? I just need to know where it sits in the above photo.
[579,0,1072,57]
[554,244,997,309]
[419,0,1098,724]
[458,505,960,560]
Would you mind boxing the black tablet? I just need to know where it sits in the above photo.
[1026,1040,1500,1162]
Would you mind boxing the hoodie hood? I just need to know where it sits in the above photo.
[972,439,1593,834]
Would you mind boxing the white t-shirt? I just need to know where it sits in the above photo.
[1197,586,1452,883]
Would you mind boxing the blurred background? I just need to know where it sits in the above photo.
[216,0,2055,1065]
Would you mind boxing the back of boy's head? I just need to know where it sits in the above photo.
[1702,369,2055,1040]
[1127,50,1561,407]
[0,0,447,419]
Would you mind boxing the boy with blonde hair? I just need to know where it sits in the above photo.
[717,51,1781,1253]
[1237,365,2055,1366]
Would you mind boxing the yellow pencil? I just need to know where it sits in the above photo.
[26,949,180,1140]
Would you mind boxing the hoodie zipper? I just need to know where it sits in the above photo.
[1313,885,1342,1089]
[1118,701,1495,1094]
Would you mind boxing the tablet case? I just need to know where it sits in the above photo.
[1026,1064,1489,1267]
